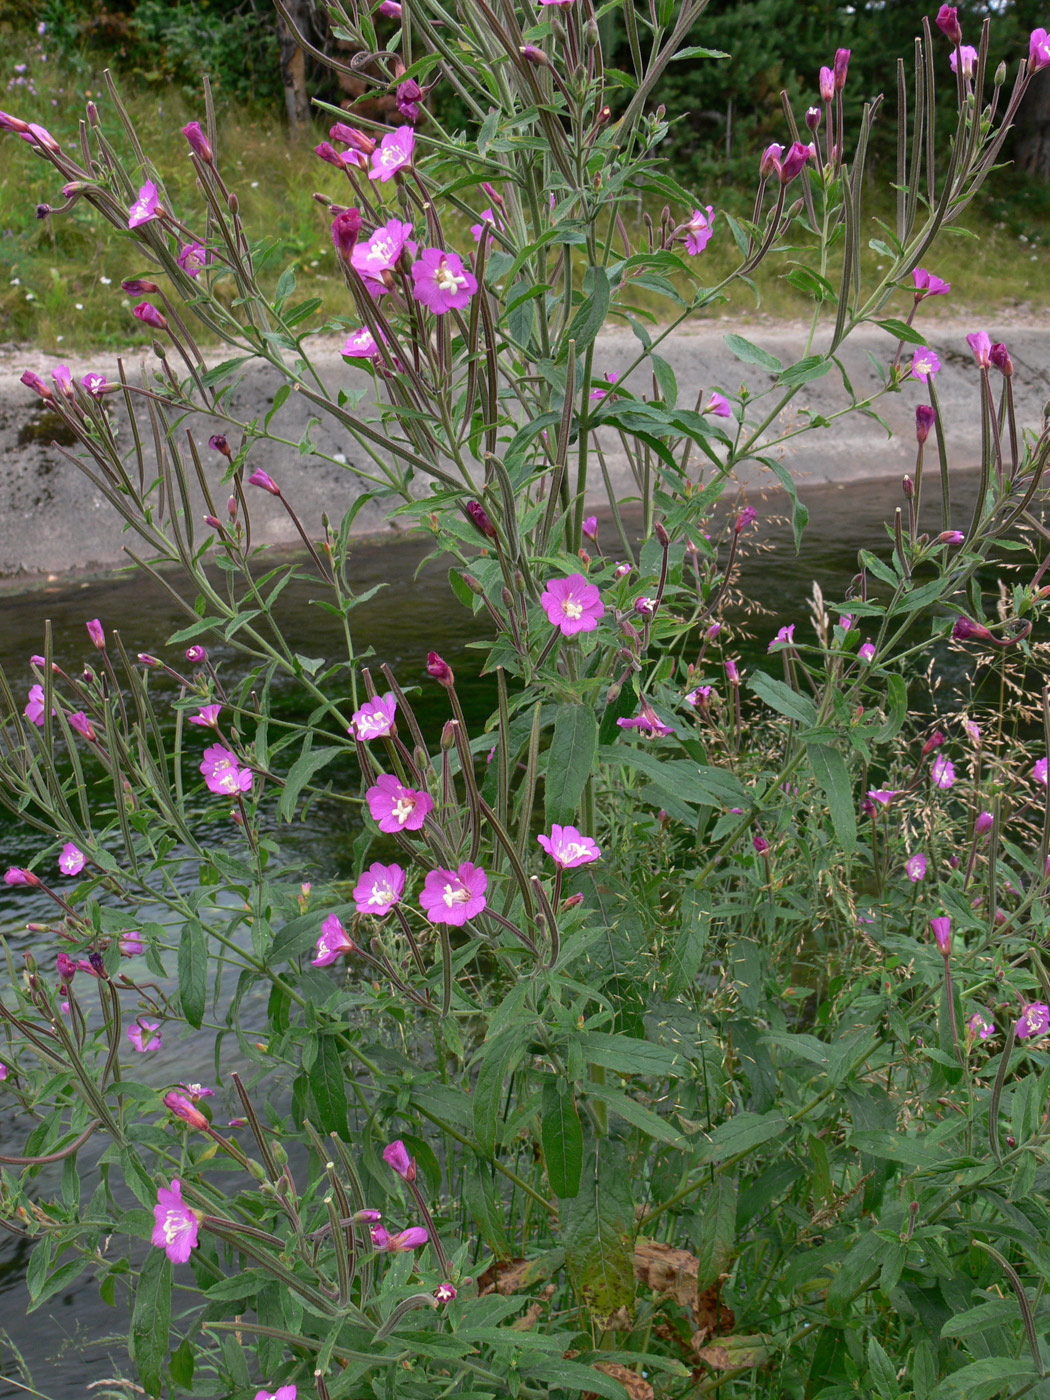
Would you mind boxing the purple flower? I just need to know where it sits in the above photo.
[349,692,397,741]
[966,331,992,368]
[186,646,207,664]
[911,347,941,382]
[352,218,413,281]
[968,1012,995,1042]
[990,342,1013,376]
[867,789,897,806]
[52,365,73,398]
[906,852,927,883]
[68,712,96,741]
[128,181,160,229]
[537,824,601,868]
[177,242,207,277]
[1034,757,1048,788]
[1016,1003,1050,1039]
[858,642,876,663]
[778,141,811,184]
[541,574,604,636]
[950,45,978,77]
[247,468,280,495]
[435,1282,457,1303]
[312,913,357,966]
[931,755,955,789]
[735,506,758,534]
[5,867,40,887]
[768,624,795,651]
[188,704,221,728]
[396,78,424,121]
[163,1091,208,1130]
[128,1019,162,1053]
[59,843,85,876]
[589,371,619,401]
[470,208,499,242]
[182,121,213,163]
[936,6,962,45]
[410,248,477,314]
[81,371,107,397]
[582,515,598,539]
[833,47,850,90]
[0,1064,7,1081]
[704,393,731,418]
[331,207,364,260]
[255,1387,296,1400]
[916,405,936,443]
[1030,28,1050,72]
[634,596,656,616]
[25,684,49,727]
[953,616,993,643]
[818,66,834,102]
[342,328,381,360]
[376,1,402,15]
[686,686,712,707]
[382,1139,416,1180]
[151,1179,199,1263]
[419,863,488,926]
[367,775,433,833]
[684,206,714,256]
[369,126,415,182]
[372,1225,428,1252]
[353,863,405,917]
[119,930,143,957]
[930,916,952,957]
[178,1082,215,1100]
[617,701,675,738]
[752,834,770,855]
[132,302,167,332]
[200,744,252,796]
[913,267,950,298]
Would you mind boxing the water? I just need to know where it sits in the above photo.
[0,471,992,1397]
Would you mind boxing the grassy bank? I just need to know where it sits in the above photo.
[2,23,1048,356]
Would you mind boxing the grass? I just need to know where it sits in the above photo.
[1,23,1047,357]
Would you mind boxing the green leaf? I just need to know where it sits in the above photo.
[928,1358,1039,1400]
[562,1140,635,1325]
[560,267,610,359]
[693,1173,737,1291]
[762,456,809,551]
[169,1339,194,1390]
[807,743,857,856]
[693,1111,788,1165]
[587,1084,681,1144]
[278,745,342,823]
[27,1257,85,1311]
[748,671,817,726]
[132,1247,172,1397]
[876,318,930,347]
[824,1230,883,1317]
[177,920,207,1029]
[472,1028,528,1159]
[576,1031,682,1078]
[545,704,597,827]
[776,355,831,389]
[650,353,678,407]
[542,1080,584,1198]
[523,1359,630,1399]
[671,44,730,60]
[874,674,908,741]
[723,333,783,374]
[308,1033,349,1139]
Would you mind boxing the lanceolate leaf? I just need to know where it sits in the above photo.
[177,919,208,1029]
[308,1032,349,1140]
[132,1247,172,1397]
[562,1140,635,1326]
[541,1079,584,1198]
[545,704,597,828]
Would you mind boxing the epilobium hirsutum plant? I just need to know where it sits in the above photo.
[4,2,1050,1397]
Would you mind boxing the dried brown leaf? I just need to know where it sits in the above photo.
[590,1362,654,1400]
[694,1333,771,1370]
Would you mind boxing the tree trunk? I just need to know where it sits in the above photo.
[1014,69,1050,181]
[276,1,312,140]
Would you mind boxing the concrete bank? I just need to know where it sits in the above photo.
[1,317,1047,584]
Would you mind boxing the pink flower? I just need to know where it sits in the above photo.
[582,515,598,539]
[974,812,994,835]
[704,393,731,418]
[59,843,85,876]
[953,616,993,643]
[931,755,955,789]
[967,331,992,367]
[683,206,714,256]
[962,718,981,745]
[950,45,978,77]
[1016,1003,1050,1039]
[128,1019,162,1053]
[540,574,604,636]
[182,121,213,163]
[936,6,962,45]
[331,208,364,259]
[119,930,143,956]
[369,126,415,181]
[163,1091,208,1130]
[52,365,74,398]
[470,208,499,241]
[352,863,406,917]
[382,1139,416,1180]
[760,142,784,178]
[342,328,381,360]
[5,867,40,886]
[735,506,758,534]
[537,825,601,868]
[188,704,221,728]
[686,686,712,707]
[778,141,811,184]
[867,789,897,806]
[25,684,49,726]
[151,1179,199,1263]
[255,1387,296,1400]
[177,242,208,277]
[128,181,160,228]
[968,1012,995,1042]
[435,1282,457,1303]
[312,913,357,966]
[81,371,107,397]
[376,0,401,14]
[990,343,1013,376]
[930,916,952,956]
[397,77,424,122]
[132,302,167,332]
[589,371,619,401]
[617,701,675,738]
[366,775,433,833]
[634,596,656,616]
[818,66,834,102]
[178,1082,215,1100]
[0,1064,7,1081]
[371,1224,429,1252]
[1034,756,1048,787]
[68,712,96,741]
[910,347,941,382]
[352,218,413,280]
[858,642,876,663]
[350,693,397,741]
[768,624,795,651]
[906,852,927,883]
[85,618,105,649]
[410,248,477,314]
[248,469,280,495]
[1030,29,1050,72]
[913,267,950,298]
[937,530,964,545]
[834,47,850,89]
[539,0,575,6]
[199,744,252,796]
[419,863,488,926]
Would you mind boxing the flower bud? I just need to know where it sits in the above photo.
[936,6,963,46]
[521,44,549,67]
[930,915,952,957]
[759,142,783,179]
[654,520,670,547]
[186,646,207,664]
[819,66,834,102]
[952,616,993,642]
[164,1090,209,1130]
[936,530,965,545]
[382,1139,416,1181]
[915,405,936,443]
[993,61,1007,86]
[20,370,53,401]
[805,106,821,131]
[132,302,167,332]
[426,652,455,687]
[182,121,213,163]
[441,720,457,751]
[989,342,1013,376]
[834,48,850,91]
[332,207,363,260]
[779,141,811,185]
[902,475,914,499]
[247,468,280,496]
[56,952,77,980]
[208,433,232,458]
[465,499,498,541]
[735,506,757,534]
[137,654,160,667]
[922,730,945,756]
[975,811,994,835]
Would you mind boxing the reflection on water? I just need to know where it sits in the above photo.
[0,471,999,1398]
